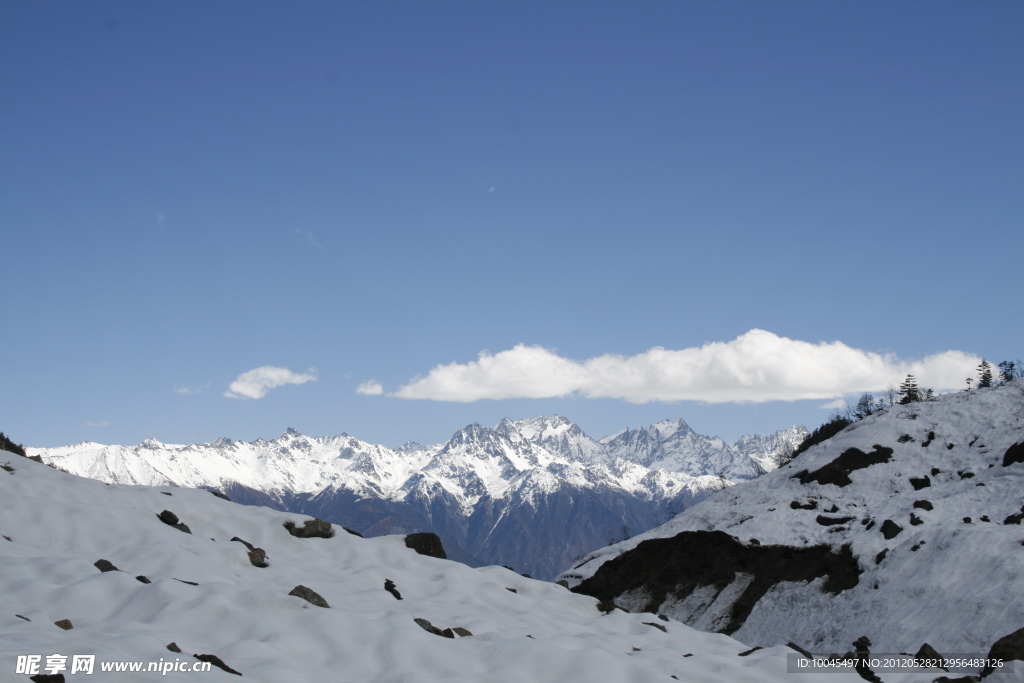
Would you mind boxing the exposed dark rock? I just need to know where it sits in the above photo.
[911,543,923,552]
[284,519,334,539]
[749,538,760,545]
[414,617,454,638]
[343,527,363,537]
[864,520,875,530]
[555,579,569,588]
[791,500,818,510]
[289,585,330,608]
[934,676,979,683]
[795,446,894,487]
[452,627,473,637]
[981,515,990,523]
[572,530,861,635]
[958,471,975,480]
[738,646,763,656]
[643,621,667,632]
[981,624,1024,677]
[94,559,119,572]
[1003,442,1024,468]
[157,510,192,534]
[658,614,669,621]
[914,500,934,511]
[874,549,888,565]
[898,435,915,443]
[825,504,840,513]
[964,517,972,524]
[932,467,942,475]
[231,537,256,551]
[136,575,151,583]
[194,654,242,676]
[54,619,73,630]
[384,579,402,600]
[915,643,947,670]
[596,599,622,614]
[881,520,903,539]
[3,535,10,541]
[15,614,30,621]
[506,587,518,593]
[1004,511,1024,525]
[922,432,935,447]
[174,579,199,585]
[208,489,231,501]
[29,674,64,683]
[161,492,172,496]
[947,444,955,450]
[247,549,268,567]
[404,532,447,559]
[910,514,924,526]
[816,515,855,526]
[1,464,14,472]
[910,476,931,491]
[167,642,182,653]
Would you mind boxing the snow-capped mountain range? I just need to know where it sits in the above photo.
[560,382,1024,661]
[30,416,806,580]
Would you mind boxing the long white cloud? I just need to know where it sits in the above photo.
[224,366,317,400]
[390,330,980,403]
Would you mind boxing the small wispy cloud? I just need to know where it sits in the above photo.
[175,381,211,395]
[390,330,981,404]
[84,420,110,427]
[156,212,165,231]
[224,366,318,400]
[296,228,322,249]
[818,399,848,410]
[356,380,384,396]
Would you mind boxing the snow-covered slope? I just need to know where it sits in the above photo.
[560,382,1024,660]
[29,417,805,580]
[0,454,880,683]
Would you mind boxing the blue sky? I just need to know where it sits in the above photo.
[2,1,1022,449]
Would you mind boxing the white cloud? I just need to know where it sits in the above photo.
[224,366,317,400]
[356,380,384,396]
[84,420,109,427]
[818,399,848,411]
[392,330,981,404]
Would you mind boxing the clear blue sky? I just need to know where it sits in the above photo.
[3,1,1022,448]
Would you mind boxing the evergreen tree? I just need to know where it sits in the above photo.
[853,393,876,420]
[998,361,1016,383]
[898,374,920,404]
[977,360,994,388]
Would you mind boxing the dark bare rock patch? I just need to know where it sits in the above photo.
[881,520,903,539]
[194,654,242,676]
[915,643,947,670]
[914,500,934,511]
[94,559,119,573]
[157,510,192,534]
[874,549,888,565]
[289,585,329,608]
[414,617,454,638]
[643,621,667,632]
[791,500,818,510]
[404,532,447,559]
[136,575,151,583]
[794,446,893,487]
[1003,442,1024,468]
[981,624,1024,678]
[167,642,182,653]
[571,530,860,635]
[817,515,855,526]
[54,619,73,630]
[384,579,402,600]
[910,476,931,490]
[284,519,333,539]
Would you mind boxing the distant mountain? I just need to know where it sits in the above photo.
[560,382,1024,657]
[31,416,806,580]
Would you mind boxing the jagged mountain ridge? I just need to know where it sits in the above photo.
[31,415,806,580]
[560,382,1024,661]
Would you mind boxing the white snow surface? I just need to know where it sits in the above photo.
[29,417,806,513]
[559,383,1024,657]
[0,456,897,683]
